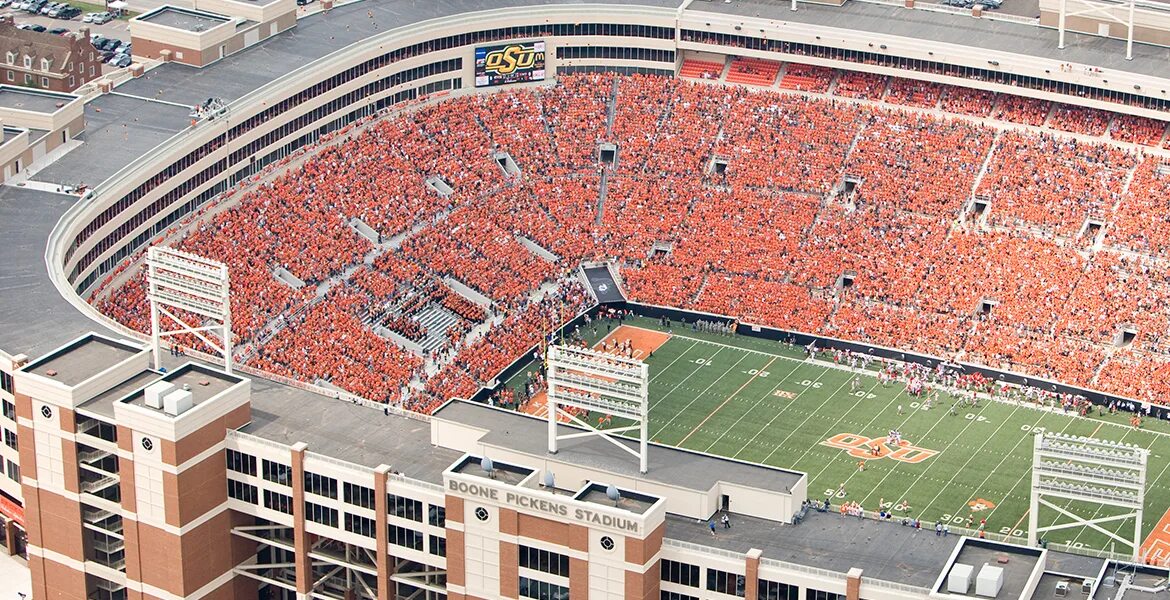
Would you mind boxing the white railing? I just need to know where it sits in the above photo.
[758,557,850,581]
[226,428,293,453]
[860,578,932,595]
[662,538,747,561]
[388,472,444,493]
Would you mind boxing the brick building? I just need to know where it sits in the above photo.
[0,17,101,92]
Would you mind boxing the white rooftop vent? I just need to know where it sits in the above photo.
[976,564,1004,598]
[950,563,974,594]
[143,381,175,409]
[162,388,193,416]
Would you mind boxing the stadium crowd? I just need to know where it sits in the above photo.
[92,72,1170,411]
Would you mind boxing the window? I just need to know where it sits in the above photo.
[428,505,446,527]
[388,493,422,521]
[662,560,701,588]
[707,569,745,597]
[343,482,375,509]
[262,459,291,485]
[663,593,699,600]
[7,460,18,482]
[5,71,11,82]
[0,371,12,395]
[809,591,845,600]
[24,74,31,85]
[304,472,337,499]
[429,534,446,557]
[519,577,569,600]
[40,77,47,88]
[264,489,292,514]
[1,398,14,420]
[519,545,570,577]
[68,75,73,87]
[225,449,256,476]
[40,58,49,72]
[227,479,258,504]
[305,502,338,528]
[344,513,376,538]
[5,52,13,65]
[3,429,16,449]
[23,56,31,68]
[388,524,423,550]
[759,580,800,600]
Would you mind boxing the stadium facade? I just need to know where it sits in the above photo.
[3,0,1170,599]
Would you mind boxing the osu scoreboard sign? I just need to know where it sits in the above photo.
[475,41,546,87]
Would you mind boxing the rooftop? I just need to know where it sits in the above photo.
[451,454,533,485]
[574,482,658,515]
[1094,564,1170,600]
[690,0,1170,80]
[21,334,140,386]
[119,362,241,411]
[78,369,160,420]
[666,510,961,588]
[938,539,1045,600]
[135,6,231,32]
[240,378,463,481]
[0,85,75,114]
[433,401,806,494]
[0,186,115,359]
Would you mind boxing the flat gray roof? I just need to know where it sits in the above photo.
[691,0,1170,80]
[941,539,1044,600]
[137,7,230,31]
[0,86,74,114]
[0,186,114,359]
[121,362,241,411]
[667,510,962,588]
[79,369,159,420]
[241,377,463,481]
[22,334,140,385]
[434,401,806,494]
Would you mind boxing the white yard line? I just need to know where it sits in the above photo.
[647,346,725,412]
[651,351,751,438]
[699,356,817,453]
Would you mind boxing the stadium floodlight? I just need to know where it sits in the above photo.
[546,344,650,473]
[146,246,233,374]
[1029,432,1148,560]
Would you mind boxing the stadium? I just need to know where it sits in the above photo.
[3,0,1170,599]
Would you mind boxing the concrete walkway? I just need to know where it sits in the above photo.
[0,551,31,600]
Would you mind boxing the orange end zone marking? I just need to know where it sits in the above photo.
[595,325,672,359]
[1140,507,1170,566]
[517,325,671,422]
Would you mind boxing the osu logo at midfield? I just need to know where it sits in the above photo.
[483,44,544,75]
[820,433,938,464]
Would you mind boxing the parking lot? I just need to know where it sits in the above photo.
[4,1,134,74]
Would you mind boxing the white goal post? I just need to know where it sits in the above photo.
[546,345,650,473]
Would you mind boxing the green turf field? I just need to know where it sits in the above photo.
[509,317,1170,556]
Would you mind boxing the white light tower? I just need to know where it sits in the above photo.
[146,246,233,373]
[546,345,650,473]
[1029,431,1148,559]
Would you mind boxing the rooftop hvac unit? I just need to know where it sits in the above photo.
[162,388,193,416]
[949,563,974,594]
[143,381,175,409]
[976,564,1004,598]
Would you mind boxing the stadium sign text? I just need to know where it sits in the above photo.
[447,479,642,534]
[483,44,542,75]
[820,433,938,463]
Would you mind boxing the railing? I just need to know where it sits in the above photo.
[852,0,1039,24]
[860,578,932,595]
[758,556,850,581]
[388,472,444,493]
[226,428,294,453]
[662,538,747,561]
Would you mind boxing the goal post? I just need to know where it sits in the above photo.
[545,344,650,473]
[1029,431,1148,559]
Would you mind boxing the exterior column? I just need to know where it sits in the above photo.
[4,519,15,555]
[374,465,392,600]
[847,567,863,600]
[290,442,311,599]
[745,548,762,600]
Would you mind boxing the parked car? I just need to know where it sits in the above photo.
[38,2,58,15]
[0,1,12,9]
[27,23,46,32]
[91,11,112,23]
[112,54,130,68]
[48,27,68,34]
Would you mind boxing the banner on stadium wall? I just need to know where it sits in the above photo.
[475,41,546,87]
[0,494,23,526]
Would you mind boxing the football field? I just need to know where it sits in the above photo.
[578,318,1170,557]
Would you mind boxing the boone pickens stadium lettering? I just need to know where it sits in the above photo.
[448,479,641,533]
